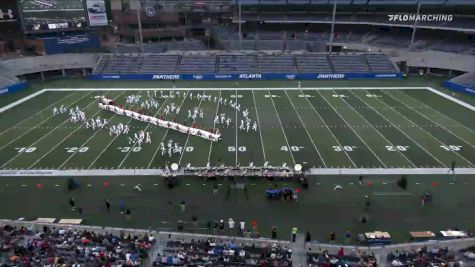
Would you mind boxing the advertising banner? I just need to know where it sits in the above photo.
[86,0,108,26]
[443,80,475,96]
[88,72,402,81]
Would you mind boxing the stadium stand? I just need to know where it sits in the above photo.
[218,55,257,73]
[258,54,296,73]
[94,55,142,74]
[329,55,371,73]
[364,54,398,73]
[92,52,399,75]
[141,55,179,74]
[0,73,17,89]
[94,53,398,74]
[295,54,334,73]
[448,71,475,89]
[308,249,377,267]
[386,246,460,266]
[155,238,293,266]
[0,224,155,266]
[178,55,217,74]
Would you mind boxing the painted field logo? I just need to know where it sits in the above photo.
[317,74,345,79]
[388,14,453,22]
[239,74,262,79]
[152,74,180,80]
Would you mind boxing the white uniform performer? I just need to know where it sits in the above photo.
[146,132,151,144]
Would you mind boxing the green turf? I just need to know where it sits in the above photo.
[0,86,474,170]
[0,76,473,244]
[0,174,473,243]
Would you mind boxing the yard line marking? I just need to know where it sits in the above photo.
[267,90,296,165]
[207,90,222,163]
[425,87,475,111]
[0,92,73,136]
[0,92,98,169]
[317,90,386,168]
[28,90,116,169]
[235,89,238,166]
[338,90,416,168]
[118,91,174,169]
[251,90,267,163]
[284,90,327,168]
[86,90,145,169]
[387,90,475,150]
[147,91,189,169]
[57,90,128,169]
[350,90,446,167]
[402,90,475,135]
[382,91,475,167]
[300,89,356,168]
[0,89,46,113]
[178,91,205,166]
[0,92,93,152]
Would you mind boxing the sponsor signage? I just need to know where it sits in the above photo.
[86,0,108,26]
[89,73,402,81]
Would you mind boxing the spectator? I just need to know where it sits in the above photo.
[105,199,111,211]
[272,226,278,239]
[291,227,298,242]
[69,197,75,211]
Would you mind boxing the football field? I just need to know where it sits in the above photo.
[0,86,474,175]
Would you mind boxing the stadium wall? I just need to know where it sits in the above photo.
[443,80,475,96]
[0,81,29,96]
[88,72,402,81]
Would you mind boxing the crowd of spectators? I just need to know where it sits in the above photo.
[154,238,292,266]
[308,247,377,267]
[387,246,460,267]
[0,224,155,266]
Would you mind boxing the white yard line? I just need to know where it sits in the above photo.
[425,87,475,111]
[117,91,174,169]
[300,89,356,168]
[267,90,296,166]
[28,91,116,169]
[381,91,475,167]
[251,90,267,163]
[388,91,475,148]
[178,91,205,166]
[57,90,128,169]
[316,90,387,168]
[146,91,189,169]
[207,90,222,163]
[0,92,73,136]
[0,92,98,169]
[284,90,327,168]
[351,90,445,167]
[0,92,93,152]
[86,90,145,169]
[336,90,416,168]
[0,89,46,113]
[403,89,475,135]
[235,89,238,166]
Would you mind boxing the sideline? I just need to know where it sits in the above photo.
[426,87,475,111]
[0,167,474,177]
[0,89,46,113]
